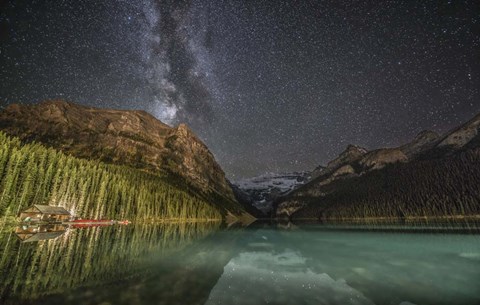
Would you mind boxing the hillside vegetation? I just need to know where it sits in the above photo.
[276,112,480,220]
[0,100,237,203]
[290,148,480,220]
[0,132,224,221]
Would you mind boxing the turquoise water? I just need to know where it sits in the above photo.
[1,222,479,305]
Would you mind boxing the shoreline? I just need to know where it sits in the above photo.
[0,218,223,229]
[282,215,480,223]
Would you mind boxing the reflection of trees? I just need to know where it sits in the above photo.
[0,222,220,304]
[30,228,250,305]
[14,224,68,242]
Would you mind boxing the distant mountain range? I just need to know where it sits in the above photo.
[274,112,480,220]
[2,99,478,222]
[233,172,310,214]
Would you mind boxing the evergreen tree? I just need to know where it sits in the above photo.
[0,132,223,221]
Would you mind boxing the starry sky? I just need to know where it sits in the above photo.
[0,0,479,179]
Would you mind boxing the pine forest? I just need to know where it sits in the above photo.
[0,132,222,221]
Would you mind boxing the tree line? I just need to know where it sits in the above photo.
[289,148,480,219]
[0,132,222,221]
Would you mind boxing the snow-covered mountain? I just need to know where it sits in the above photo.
[234,172,311,214]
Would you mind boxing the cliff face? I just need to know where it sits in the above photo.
[358,148,408,171]
[275,112,480,219]
[164,123,235,199]
[0,100,235,201]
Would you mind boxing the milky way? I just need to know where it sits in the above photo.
[0,0,479,178]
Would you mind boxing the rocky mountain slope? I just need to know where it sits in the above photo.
[399,130,439,157]
[275,112,480,219]
[0,100,237,203]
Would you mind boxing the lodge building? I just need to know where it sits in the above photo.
[19,205,71,223]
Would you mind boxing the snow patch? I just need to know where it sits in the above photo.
[234,172,311,213]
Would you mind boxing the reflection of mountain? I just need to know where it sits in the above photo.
[15,226,251,305]
[206,224,480,305]
[90,229,249,305]
[206,249,374,305]
[0,222,220,304]
[2,223,480,305]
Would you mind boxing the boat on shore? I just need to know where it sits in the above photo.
[18,205,130,226]
[66,219,130,228]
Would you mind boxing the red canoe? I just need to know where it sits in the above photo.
[71,219,114,228]
[69,219,130,228]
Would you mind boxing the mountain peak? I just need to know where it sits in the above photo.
[326,144,368,170]
[400,130,440,157]
[344,144,368,155]
[176,123,194,137]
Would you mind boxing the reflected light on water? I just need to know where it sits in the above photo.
[0,221,479,305]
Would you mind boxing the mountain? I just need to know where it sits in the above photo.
[234,172,310,214]
[326,144,368,171]
[0,100,236,203]
[275,113,480,220]
[0,131,226,221]
[399,130,440,157]
[433,112,480,152]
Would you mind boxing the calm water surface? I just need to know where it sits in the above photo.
[0,221,479,305]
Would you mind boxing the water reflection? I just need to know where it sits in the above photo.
[15,224,68,243]
[206,223,480,305]
[206,250,374,305]
[1,221,480,305]
[0,221,221,304]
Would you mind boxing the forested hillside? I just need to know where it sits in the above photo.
[0,132,224,221]
[0,100,237,203]
[275,111,480,220]
[288,148,480,220]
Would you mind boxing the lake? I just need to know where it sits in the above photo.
[0,221,479,305]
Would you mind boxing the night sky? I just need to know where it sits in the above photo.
[0,0,479,179]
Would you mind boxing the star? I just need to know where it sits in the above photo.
[0,0,478,178]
